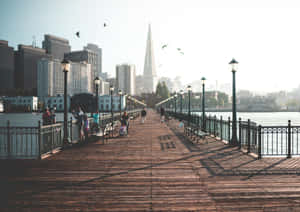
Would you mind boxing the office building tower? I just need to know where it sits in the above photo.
[15,45,49,92]
[42,34,71,60]
[116,64,136,95]
[143,24,157,93]
[0,41,14,90]
[84,43,102,76]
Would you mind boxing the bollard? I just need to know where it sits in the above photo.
[287,120,291,158]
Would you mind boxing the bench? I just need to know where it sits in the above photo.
[183,121,210,143]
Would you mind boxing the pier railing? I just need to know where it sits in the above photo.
[167,111,299,159]
[0,109,141,159]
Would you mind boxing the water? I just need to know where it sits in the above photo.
[199,112,300,126]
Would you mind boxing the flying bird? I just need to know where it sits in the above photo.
[180,51,184,55]
[177,48,181,51]
[162,44,168,49]
[103,23,107,27]
[75,31,80,38]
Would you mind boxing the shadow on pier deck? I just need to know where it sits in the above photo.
[1,110,300,211]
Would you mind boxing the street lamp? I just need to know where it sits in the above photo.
[110,85,114,137]
[229,58,239,145]
[61,59,70,145]
[201,77,206,131]
[118,89,122,118]
[180,90,184,113]
[187,85,192,126]
[174,93,177,116]
[94,77,100,112]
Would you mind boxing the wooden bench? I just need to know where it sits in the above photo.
[184,121,209,143]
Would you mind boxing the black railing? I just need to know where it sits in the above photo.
[0,109,141,159]
[167,110,300,159]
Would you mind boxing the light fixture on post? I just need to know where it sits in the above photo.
[118,89,122,118]
[201,77,206,131]
[229,58,239,146]
[180,90,184,113]
[187,85,192,126]
[174,93,178,117]
[61,59,71,145]
[110,85,114,137]
[94,77,100,112]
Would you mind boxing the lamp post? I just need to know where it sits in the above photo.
[187,85,192,126]
[229,58,239,145]
[201,77,206,131]
[61,59,70,145]
[94,77,100,112]
[174,93,177,116]
[118,89,122,118]
[180,90,183,113]
[110,85,114,137]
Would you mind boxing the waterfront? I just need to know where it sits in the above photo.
[2,111,300,127]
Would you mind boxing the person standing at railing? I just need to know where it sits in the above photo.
[42,108,51,126]
[92,110,100,133]
[72,107,84,142]
[83,113,89,141]
[50,108,56,124]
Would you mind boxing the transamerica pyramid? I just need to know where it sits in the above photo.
[143,24,157,93]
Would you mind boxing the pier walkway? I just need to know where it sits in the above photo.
[2,110,300,211]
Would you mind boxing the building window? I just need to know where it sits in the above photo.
[59,104,62,109]
[101,104,104,110]
[54,100,56,103]
[106,104,109,110]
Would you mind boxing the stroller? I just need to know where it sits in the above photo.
[119,125,127,136]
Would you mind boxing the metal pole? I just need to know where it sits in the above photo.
[231,70,238,145]
[111,90,114,137]
[188,90,191,126]
[174,97,177,117]
[180,94,183,113]
[96,84,99,112]
[119,94,122,118]
[202,83,205,131]
[63,70,69,144]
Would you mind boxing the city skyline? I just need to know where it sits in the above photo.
[2,0,300,93]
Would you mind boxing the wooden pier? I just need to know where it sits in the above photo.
[1,110,300,211]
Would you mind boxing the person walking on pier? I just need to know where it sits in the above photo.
[141,108,147,123]
[160,107,165,123]
[121,111,129,135]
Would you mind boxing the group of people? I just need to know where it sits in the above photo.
[42,107,56,125]
[72,107,91,142]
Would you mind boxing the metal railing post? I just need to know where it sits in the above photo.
[239,118,242,149]
[287,120,291,158]
[38,121,42,160]
[258,125,262,159]
[247,119,251,153]
[220,116,223,141]
[228,117,231,142]
[214,115,216,137]
[7,120,10,159]
[70,117,73,142]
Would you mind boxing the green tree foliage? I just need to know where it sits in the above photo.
[155,81,170,99]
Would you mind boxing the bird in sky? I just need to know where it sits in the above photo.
[76,31,80,38]
[162,44,168,49]
[177,48,181,51]
[180,51,184,55]
[103,23,107,27]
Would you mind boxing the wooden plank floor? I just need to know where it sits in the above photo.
[1,110,300,211]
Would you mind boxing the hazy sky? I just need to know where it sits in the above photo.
[1,0,300,93]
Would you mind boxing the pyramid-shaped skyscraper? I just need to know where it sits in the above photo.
[143,24,157,93]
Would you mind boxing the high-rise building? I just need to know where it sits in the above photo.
[37,58,91,97]
[0,41,14,90]
[42,34,71,60]
[84,43,102,76]
[143,24,157,93]
[64,49,97,91]
[116,64,136,95]
[15,45,49,92]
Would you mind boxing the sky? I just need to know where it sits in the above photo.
[2,0,300,93]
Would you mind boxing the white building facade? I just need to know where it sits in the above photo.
[4,96,38,111]
[43,95,71,111]
[116,64,136,95]
[37,58,92,98]
[98,95,126,112]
